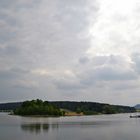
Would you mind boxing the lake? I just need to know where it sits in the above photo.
[0,113,140,140]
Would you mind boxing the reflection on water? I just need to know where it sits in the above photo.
[21,122,61,134]
[21,123,49,134]
[20,120,121,134]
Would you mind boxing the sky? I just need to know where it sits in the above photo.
[0,0,140,105]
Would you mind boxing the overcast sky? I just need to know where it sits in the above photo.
[1,0,140,105]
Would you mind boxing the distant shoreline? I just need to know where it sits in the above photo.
[0,100,136,116]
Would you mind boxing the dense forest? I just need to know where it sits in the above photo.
[0,102,22,111]
[51,101,136,115]
[14,99,64,116]
[0,100,136,115]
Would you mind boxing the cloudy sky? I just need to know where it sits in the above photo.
[1,0,140,105]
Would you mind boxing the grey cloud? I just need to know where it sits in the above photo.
[79,56,90,64]
[1,0,140,105]
[12,80,38,89]
[79,55,128,67]
[0,80,40,102]
[93,66,137,81]
[53,55,137,91]
[13,0,99,69]
[0,45,19,56]
[78,66,137,86]
[54,80,83,91]
[131,53,140,73]
[0,0,18,8]
[0,19,17,44]
[0,68,30,84]
[0,0,99,102]
[53,76,84,91]
[55,0,97,32]
[113,82,139,91]
[77,55,137,86]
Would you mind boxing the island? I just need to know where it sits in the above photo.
[13,99,64,116]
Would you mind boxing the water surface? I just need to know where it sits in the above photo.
[0,113,140,140]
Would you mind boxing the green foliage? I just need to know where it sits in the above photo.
[14,99,63,116]
[102,105,116,114]
[51,101,136,115]
[76,108,82,114]
[13,100,136,116]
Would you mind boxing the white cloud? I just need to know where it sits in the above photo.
[87,0,140,58]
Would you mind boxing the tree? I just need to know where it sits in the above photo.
[14,99,63,116]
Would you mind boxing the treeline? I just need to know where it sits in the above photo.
[0,100,136,115]
[14,99,64,116]
[0,102,22,111]
[51,101,136,115]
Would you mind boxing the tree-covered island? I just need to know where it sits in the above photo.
[13,99,136,116]
[14,99,64,116]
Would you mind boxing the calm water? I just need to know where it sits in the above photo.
[0,113,140,140]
